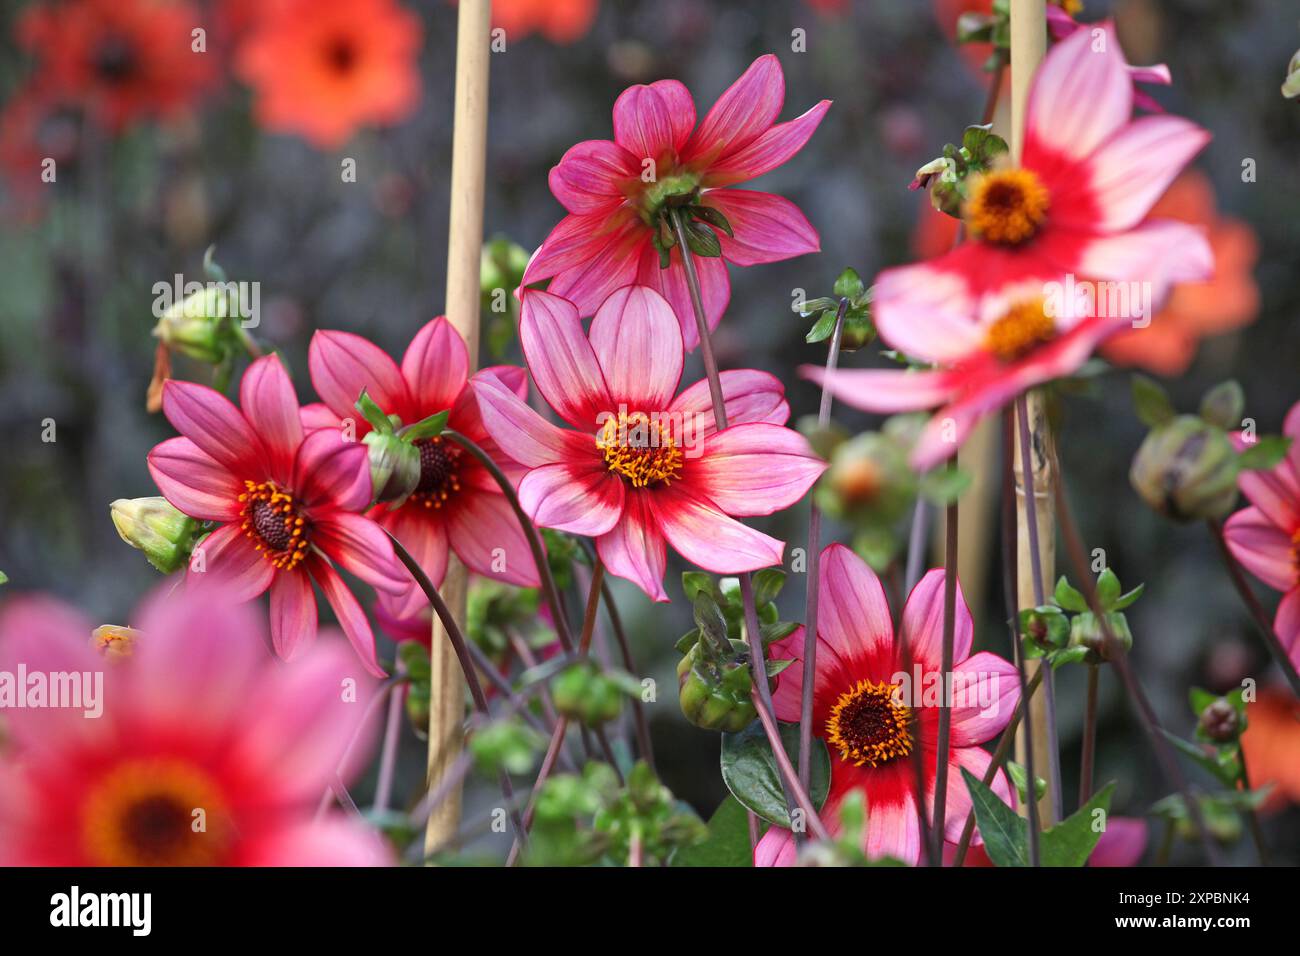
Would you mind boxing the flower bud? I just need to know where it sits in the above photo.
[676,642,758,733]
[1129,416,1239,522]
[151,286,234,363]
[362,432,422,505]
[552,661,625,727]
[1197,698,1241,743]
[1068,611,1133,663]
[91,625,139,660]
[110,497,200,574]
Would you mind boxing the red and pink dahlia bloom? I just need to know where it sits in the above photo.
[1223,402,1300,672]
[755,544,1020,866]
[146,354,408,676]
[470,287,826,602]
[521,54,829,349]
[306,318,541,620]
[803,21,1212,469]
[0,586,390,866]
[1045,7,1172,112]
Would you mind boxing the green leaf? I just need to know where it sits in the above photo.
[751,568,786,608]
[401,409,449,441]
[759,620,799,647]
[1132,374,1175,428]
[1188,687,1219,716]
[673,628,700,655]
[1051,646,1091,670]
[670,795,752,867]
[1096,567,1121,609]
[692,204,734,238]
[1039,781,1116,867]
[721,721,831,828]
[1160,730,1240,787]
[1007,761,1046,803]
[833,267,865,300]
[355,389,394,435]
[683,221,722,258]
[766,658,795,678]
[919,465,972,505]
[681,571,719,604]
[1113,583,1145,611]
[1054,576,1089,613]
[961,768,1028,867]
[961,124,1008,165]
[1237,435,1292,471]
[805,309,837,344]
[693,592,729,653]
[0,571,7,586]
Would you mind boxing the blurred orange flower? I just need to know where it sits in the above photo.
[15,0,214,132]
[1102,171,1259,376]
[487,0,599,44]
[236,0,423,149]
[1240,688,1300,811]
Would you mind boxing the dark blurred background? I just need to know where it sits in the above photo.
[1,0,1297,863]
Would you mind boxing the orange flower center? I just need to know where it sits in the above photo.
[239,480,310,571]
[965,169,1050,245]
[984,300,1057,362]
[825,679,914,768]
[410,437,464,510]
[82,760,229,866]
[597,412,684,489]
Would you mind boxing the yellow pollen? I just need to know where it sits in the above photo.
[965,168,1050,245]
[597,412,684,489]
[984,300,1057,362]
[825,679,914,768]
[1060,0,1084,16]
[82,759,229,866]
[240,479,310,571]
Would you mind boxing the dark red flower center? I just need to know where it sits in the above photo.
[325,36,359,75]
[410,437,463,510]
[825,679,914,768]
[94,35,139,84]
[82,760,228,866]
[239,480,310,571]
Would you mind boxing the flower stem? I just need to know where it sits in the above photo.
[1079,663,1099,807]
[373,661,406,813]
[387,530,527,844]
[800,298,848,798]
[931,461,959,864]
[444,428,575,653]
[751,686,831,841]
[1206,518,1300,697]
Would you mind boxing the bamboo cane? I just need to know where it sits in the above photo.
[425,0,492,854]
[1007,0,1060,826]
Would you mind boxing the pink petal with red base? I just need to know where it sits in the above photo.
[269,568,317,662]
[308,556,386,678]
[161,379,265,478]
[685,54,785,166]
[239,354,303,486]
[519,290,613,429]
[704,99,831,187]
[519,461,625,537]
[446,491,540,588]
[400,317,469,416]
[1223,506,1297,592]
[548,139,638,215]
[635,242,731,351]
[596,490,669,602]
[670,369,789,437]
[378,507,449,620]
[900,568,974,672]
[470,372,587,468]
[308,329,410,425]
[148,436,243,522]
[293,428,373,513]
[687,422,825,516]
[949,652,1021,746]
[188,523,275,602]
[613,80,695,162]
[314,512,409,595]
[703,189,820,266]
[589,285,684,410]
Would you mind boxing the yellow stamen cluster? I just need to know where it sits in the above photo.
[82,759,228,866]
[239,480,309,571]
[825,679,914,768]
[965,168,1050,246]
[984,300,1057,362]
[597,412,684,489]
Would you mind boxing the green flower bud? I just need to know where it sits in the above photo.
[1019,605,1069,657]
[676,642,758,733]
[551,661,625,727]
[1197,698,1241,743]
[363,432,422,505]
[110,497,201,574]
[1068,610,1133,663]
[469,718,547,776]
[1129,415,1239,522]
[151,286,235,363]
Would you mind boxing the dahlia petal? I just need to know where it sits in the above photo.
[147,436,243,522]
[1089,817,1148,867]
[400,317,469,417]
[1055,220,1214,291]
[240,819,393,867]
[1023,21,1131,177]
[862,763,922,864]
[703,189,820,266]
[308,556,386,678]
[588,285,684,410]
[300,402,341,431]
[1273,589,1300,669]
[651,486,784,574]
[161,379,265,478]
[929,746,1013,845]
[767,625,808,722]
[688,423,825,516]
[949,652,1021,747]
[800,366,960,415]
[705,99,831,187]
[1068,115,1211,232]
[901,568,974,672]
[670,369,789,438]
[522,209,633,285]
[518,461,626,537]
[446,491,541,588]
[870,260,985,363]
[753,825,798,867]
[536,212,647,317]
[314,512,410,595]
[469,371,589,468]
[548,139,638,215]
[269,567,318,662]
[188,523,275,603]
[378,508,449,621]
[308,329,410,425]
[1236,454,1300,532]
[612,80,695,163]
[596,490,668,602]
[1224,506,1297,592]
[815,543,896,680]
[293,428,373,513]
[686,54,785,164]
[518,290,612,429]
[637,243,731,351]
[239,354,303,486]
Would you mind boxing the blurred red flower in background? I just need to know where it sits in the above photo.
[1241,688,1300,811]
[15,0,214,132]
[235,0,423,148]
[488,0,599,44]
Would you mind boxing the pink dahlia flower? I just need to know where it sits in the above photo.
[1223,402,1300,671]
[147,354,408,676]
[805,22,1212,469]
[755,545,1020,866]
[0,586,390,866]
[471,286,825,601]
[1046,7,1172,112]
[521,54,829,350]
[307,318,540,620]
